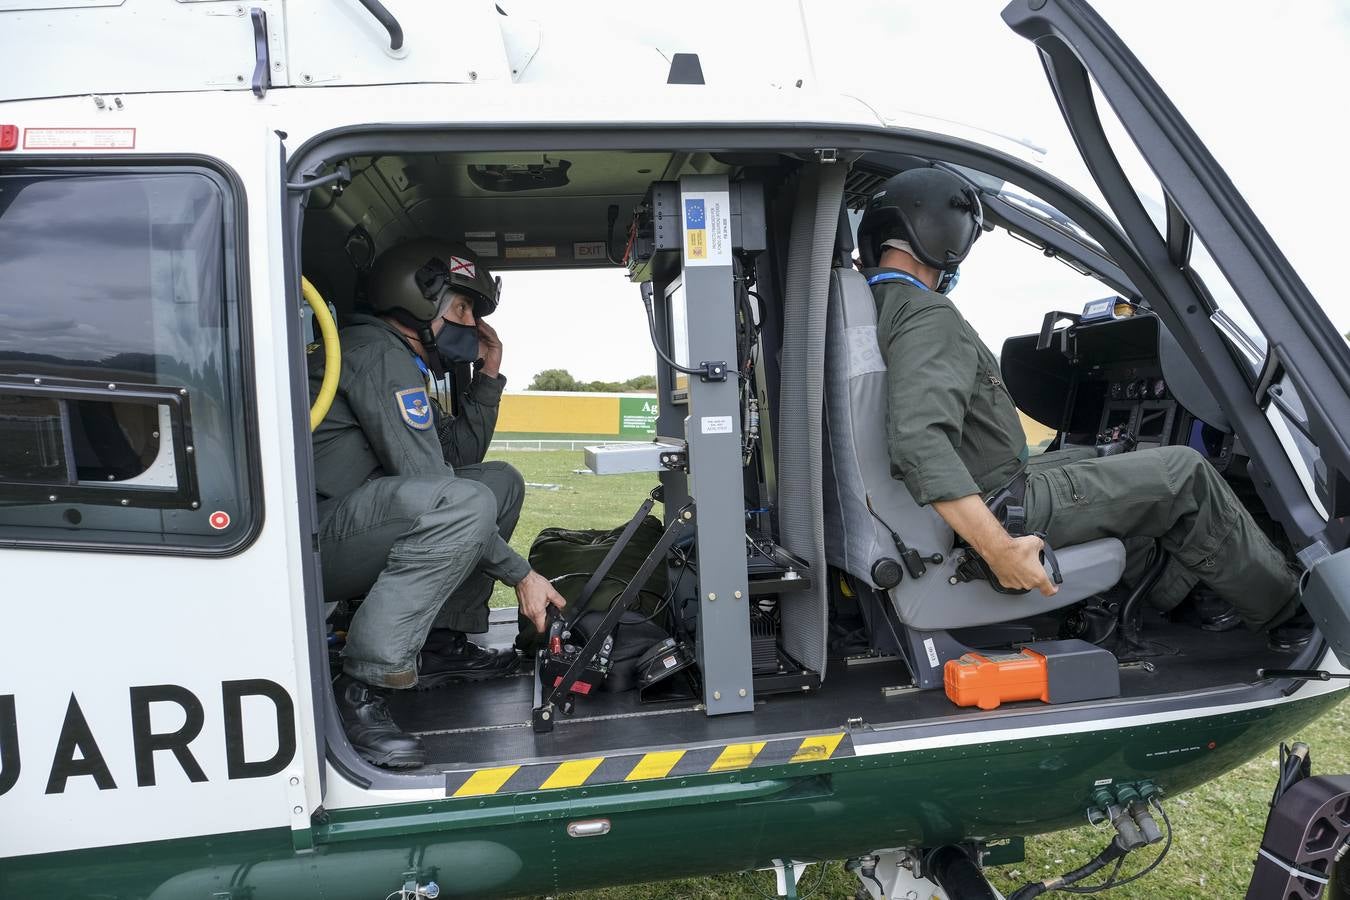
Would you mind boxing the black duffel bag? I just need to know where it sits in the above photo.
[515,516,670,654]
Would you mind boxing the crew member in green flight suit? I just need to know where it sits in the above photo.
[309,239,565,768]
[856,167,1310,650]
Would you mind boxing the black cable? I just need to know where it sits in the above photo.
[642,293,706,377]
[604,204,624,266]
[1062,797,1173,894]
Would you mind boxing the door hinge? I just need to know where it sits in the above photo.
[287,162,352,194]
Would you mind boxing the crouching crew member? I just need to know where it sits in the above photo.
[309,239,565,768]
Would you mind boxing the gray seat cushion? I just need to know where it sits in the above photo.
[822,266,1125,629]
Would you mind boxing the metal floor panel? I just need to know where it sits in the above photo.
[385,610,1285,772]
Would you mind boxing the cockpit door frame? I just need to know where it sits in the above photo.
[1002,0,1350,549]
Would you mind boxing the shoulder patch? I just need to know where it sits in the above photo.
[396,388,434,431]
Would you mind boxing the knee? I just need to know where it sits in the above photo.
[434,478,498,530]
[479,460,525,504]
[397,478,499,542]
[1157,445,1223,492]
[1157,444,1208,475]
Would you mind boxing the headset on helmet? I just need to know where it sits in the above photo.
[857,167,984,293]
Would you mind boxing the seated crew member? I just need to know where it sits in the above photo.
[856,168,1311,651]
[309,239,566,768]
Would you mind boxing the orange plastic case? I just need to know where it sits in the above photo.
[944,649,1050,711]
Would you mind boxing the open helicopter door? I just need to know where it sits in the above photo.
[1001,0,1350,666]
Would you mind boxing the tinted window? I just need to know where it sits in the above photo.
[0,168,255,551]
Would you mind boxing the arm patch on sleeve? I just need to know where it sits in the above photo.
[396,388,434,431]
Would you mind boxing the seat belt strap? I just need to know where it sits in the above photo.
[986,470,1029,537]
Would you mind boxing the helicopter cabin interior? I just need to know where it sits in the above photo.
[295,144,1307,774]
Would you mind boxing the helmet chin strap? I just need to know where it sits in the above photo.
[417,322,447,378]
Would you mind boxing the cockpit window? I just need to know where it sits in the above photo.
[996,187,1105,256]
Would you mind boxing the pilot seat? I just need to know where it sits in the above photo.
[822,265,1127,689]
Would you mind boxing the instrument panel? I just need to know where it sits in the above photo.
[1000,304,1233,463]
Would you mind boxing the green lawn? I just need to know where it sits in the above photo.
[487,449,1350,899]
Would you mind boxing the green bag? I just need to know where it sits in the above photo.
[515,516,670,653]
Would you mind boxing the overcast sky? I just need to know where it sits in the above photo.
[490,0,1350,385]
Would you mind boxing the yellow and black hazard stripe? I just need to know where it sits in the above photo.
[444,731,853,797]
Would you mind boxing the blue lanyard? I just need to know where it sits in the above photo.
[867,270,930,292]
[413,355,431,378]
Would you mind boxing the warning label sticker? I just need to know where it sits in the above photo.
[504,245,556,259]
[700,415,733,435]
[682,191,731,267]
[24,128,136,150]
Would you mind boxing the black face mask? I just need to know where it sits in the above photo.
[434,319,481,367]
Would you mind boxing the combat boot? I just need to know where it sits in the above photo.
[416,628,520,690]
[1268,608,1315,653]
[333,673,426,769]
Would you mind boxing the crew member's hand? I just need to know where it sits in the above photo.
[477,319,503,377]
[515,569,566,632]
[985,534,1057,596]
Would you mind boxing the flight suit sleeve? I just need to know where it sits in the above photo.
[436,371,506,468]
[877,299,982,505]
[481,534,532,586]
[344,351,450,478]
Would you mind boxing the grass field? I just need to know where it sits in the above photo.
[486,448,1350,899]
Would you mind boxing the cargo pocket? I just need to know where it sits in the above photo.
[1041,465,1098,546]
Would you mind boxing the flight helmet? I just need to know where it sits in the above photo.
[857,168,984,291]
[369,238,500,324]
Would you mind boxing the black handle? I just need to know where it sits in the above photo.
[249,8,271,98]
[1036,532,1063,585]
[357,0,404,50]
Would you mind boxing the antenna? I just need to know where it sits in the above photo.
[795,0,818,86]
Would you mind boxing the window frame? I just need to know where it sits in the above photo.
[0,156,263,557]
[0,375,200,507]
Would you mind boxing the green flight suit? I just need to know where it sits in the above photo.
[868,269,1299,630]
[309,314,530,688]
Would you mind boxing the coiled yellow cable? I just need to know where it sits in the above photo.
[302,276,340,432]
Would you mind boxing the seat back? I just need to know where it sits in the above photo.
[822,266,1125,630]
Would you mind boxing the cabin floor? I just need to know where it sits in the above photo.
[382,607,1289,773]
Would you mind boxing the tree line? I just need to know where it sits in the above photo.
[527,368,657,392]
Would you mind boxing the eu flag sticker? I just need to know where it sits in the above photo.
[396,387,434,431]
[684,198,708,260]
[684,198,706,229]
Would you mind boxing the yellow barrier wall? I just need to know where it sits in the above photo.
[498,391,621,436]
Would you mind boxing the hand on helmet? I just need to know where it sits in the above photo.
[477,318,502,377]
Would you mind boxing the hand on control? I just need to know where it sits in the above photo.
[477,319,503,377]
[986,534,1057,597]
[516,570,567,632]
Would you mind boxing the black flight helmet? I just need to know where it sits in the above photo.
[369,238,501,376]
[369,238,500,324]
[857,167,984,279]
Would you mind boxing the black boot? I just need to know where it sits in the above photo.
[416,628,520,690]
[333,673,426,769]
[1172,589,1241,632]
[1268,608,1315,653]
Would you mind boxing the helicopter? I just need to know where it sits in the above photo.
[1,1,1348,898]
